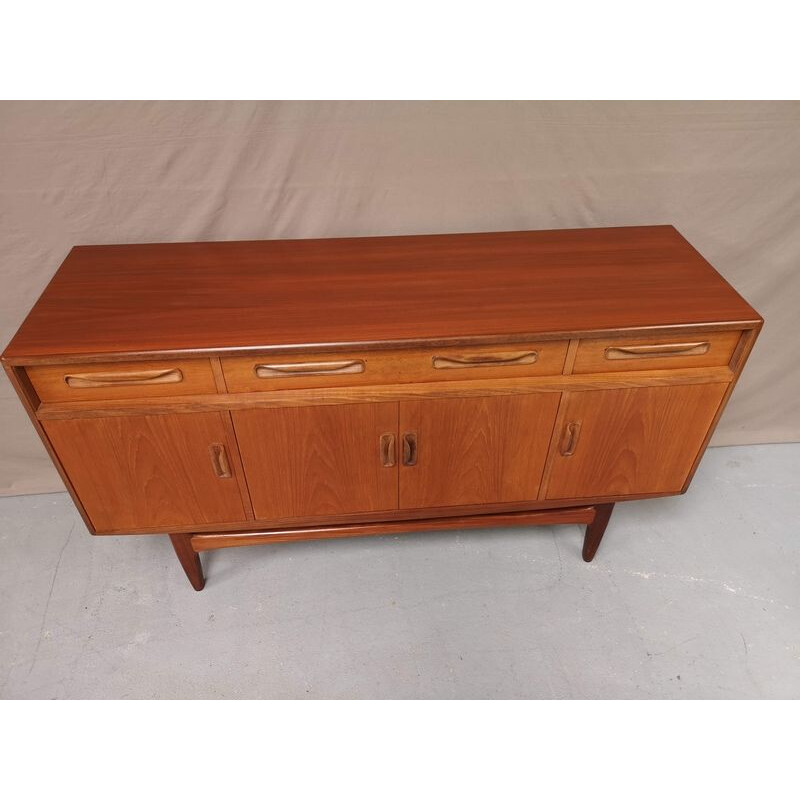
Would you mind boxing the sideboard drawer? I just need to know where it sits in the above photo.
[222,340,569,392]
[572,330,741,374]
[26,358,218,402]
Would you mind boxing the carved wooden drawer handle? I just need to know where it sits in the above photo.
[64,368,183,388]
[209,443,232,478]
[604,342,710,360]
[254,360,365,378]
[432,351,538,369]
[380,433,396,467]
[402,433,418,466]
[560,421,581,457]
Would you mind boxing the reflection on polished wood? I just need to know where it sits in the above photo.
[4,226,760,360]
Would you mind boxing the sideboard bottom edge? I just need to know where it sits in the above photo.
[189,506,598,552]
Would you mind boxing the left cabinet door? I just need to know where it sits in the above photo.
[231,403,399,521]
[43,412,249,532]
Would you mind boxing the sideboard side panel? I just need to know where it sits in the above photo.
[2,363,97,532]
[680,325,762,490]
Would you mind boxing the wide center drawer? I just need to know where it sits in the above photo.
[26,358,218,402]
[222,340,570,392]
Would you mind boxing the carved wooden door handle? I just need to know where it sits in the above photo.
[560,422,581,457]
[380,433,396,467]
[209,443,232,478]
[64,368,183,388]
[254,360,365,378]
[604,342,710,360]
[432,351,538,369]
[402,433,418,466]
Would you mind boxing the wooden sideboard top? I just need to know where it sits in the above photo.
[3,225,762,361]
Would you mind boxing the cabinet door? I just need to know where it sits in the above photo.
[232,403,399,520]
[398,394,560,509]
[543,383,728,500]
[42,412,249,532]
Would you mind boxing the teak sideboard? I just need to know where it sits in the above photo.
[2,226,762,590]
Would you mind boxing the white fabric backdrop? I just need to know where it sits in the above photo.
[1,100,798,495]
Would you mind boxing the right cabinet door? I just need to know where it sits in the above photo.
[543,383,728,500]
[399,394,561,509]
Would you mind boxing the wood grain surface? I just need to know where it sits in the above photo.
[543,383,729,499]
[398,394,561,508]
[232,402,399,519]
[2,226,761,361]
[42,412,248,531]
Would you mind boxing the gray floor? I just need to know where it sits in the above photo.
[1,443,797,699]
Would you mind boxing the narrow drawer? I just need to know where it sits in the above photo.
[222,340,569,392]
[572,330,742,374]
[26,359,218,402]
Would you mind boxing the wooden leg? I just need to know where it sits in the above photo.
[582,503,615,562]
[169,533,205,590]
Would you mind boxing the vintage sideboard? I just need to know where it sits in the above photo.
[2,226,762,590]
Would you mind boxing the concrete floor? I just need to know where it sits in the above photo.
[0,443,797,699]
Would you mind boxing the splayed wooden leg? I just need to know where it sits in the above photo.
[583,503,615,562]
[169,533,205,590]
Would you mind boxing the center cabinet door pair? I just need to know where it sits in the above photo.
[231,394,561,519]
